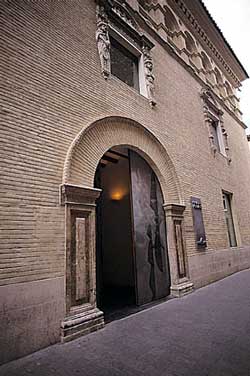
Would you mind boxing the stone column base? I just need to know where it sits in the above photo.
[61,304,104,343]
[170,281,194,297]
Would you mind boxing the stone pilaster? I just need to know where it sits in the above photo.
[60,184,104,342]
[164,203,194,297]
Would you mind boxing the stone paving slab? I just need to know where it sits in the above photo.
[1,269,250,376]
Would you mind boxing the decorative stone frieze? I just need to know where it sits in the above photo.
[112,3,137,29]
[137,0,245,122]
[169,0,242,87]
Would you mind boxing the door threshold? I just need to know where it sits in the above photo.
[103,295,174,324]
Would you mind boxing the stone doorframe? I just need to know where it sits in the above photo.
[60,116,193,342]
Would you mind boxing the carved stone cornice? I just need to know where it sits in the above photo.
[168,0,247,87]
[60,184,101,206]
[132,2,247,129]
[137,1,245,108]
[163,203,186,218]
[200,87,223,117]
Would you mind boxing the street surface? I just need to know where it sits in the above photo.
[1,269,250,376]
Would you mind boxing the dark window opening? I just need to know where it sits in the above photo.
[211,120,220,152]
[110,37,139,91]
[223,192,237,247]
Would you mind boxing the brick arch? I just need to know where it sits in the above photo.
[63,116,183,204]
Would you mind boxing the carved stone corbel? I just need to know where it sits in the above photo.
[96,5,111,79]
[143,46,156,107]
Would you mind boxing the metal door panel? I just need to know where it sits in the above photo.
[129,151,170,305]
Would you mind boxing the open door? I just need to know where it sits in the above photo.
[129,150,170,306]
[95,147,171,315]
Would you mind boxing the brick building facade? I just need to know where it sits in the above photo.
[1,0,250,364]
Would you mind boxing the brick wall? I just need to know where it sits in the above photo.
[1,0,250,362]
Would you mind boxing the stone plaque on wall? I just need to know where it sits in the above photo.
[191,197,207,250]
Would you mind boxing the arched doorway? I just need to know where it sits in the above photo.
[61,116,193,342]
[94,146,170,317]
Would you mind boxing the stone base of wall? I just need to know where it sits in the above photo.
[61,305,104,343]
[170,281,194,297]
[188,246,250,288]
[0,277,65,365]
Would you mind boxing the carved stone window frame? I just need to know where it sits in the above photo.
[96,0,156,106]
[200,87,231,163]
[109,27,145,93]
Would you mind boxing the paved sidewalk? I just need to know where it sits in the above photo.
[1,269,250,376]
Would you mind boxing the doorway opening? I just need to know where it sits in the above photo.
[94,146,170,320]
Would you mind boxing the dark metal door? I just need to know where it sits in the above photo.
[129,150,170,306]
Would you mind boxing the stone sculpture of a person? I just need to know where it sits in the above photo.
[143,48,156,106]
[96,8,111,79]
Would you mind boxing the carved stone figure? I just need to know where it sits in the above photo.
[96,6,111,79]
[113,5,136,29]
[143,47,156,106]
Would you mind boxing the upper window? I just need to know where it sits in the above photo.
[110,36,139,91]
[210,118,226,155]
[96,3,155,106]
[200,88,230,162]
[210,120,220,152]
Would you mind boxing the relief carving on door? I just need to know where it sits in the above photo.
[130,150,170,305]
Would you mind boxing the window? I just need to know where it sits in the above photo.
[110,36,139,91]
[96,3,155,105]
[222,192,237,247]
[210,120,220,152]
[200,88,230,161]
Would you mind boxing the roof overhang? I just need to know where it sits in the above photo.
[184,0,249,83]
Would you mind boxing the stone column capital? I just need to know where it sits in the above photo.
[60,184,102,206]
[163,203,186,217]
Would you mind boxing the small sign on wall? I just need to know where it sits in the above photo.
[191,197,207,250]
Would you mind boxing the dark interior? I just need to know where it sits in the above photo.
[95,147,136,319]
